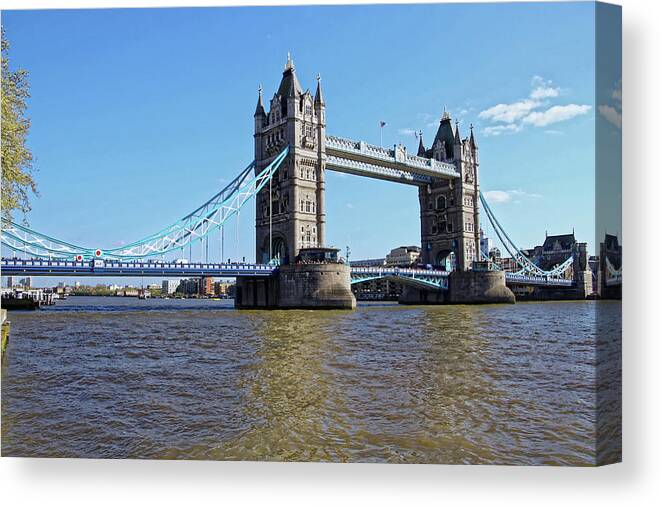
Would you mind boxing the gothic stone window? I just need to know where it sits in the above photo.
[436,195,446,210]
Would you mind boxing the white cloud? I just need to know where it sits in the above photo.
[397,128,417,136]
[522,104,591,127]
[478,99,538,124]
[483,190,512,203]
[478,76,589,134]
[483,124,522,137]
[598,104,622,129]
[530,76,560,100]
[509,189,542,199]
[483,189,542,203]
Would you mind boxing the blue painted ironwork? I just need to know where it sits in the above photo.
[479,191,574,278]
[1,147,289,260]
[350,266,450,290]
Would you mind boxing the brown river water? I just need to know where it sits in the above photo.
[1,297,621,465]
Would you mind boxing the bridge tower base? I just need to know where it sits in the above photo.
[235,263,356,310]
[399,271,515,305]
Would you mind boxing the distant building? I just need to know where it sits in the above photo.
[199,277,214,297]
[116,288,140,297]
[352,278,403,301]
[177,278,199,296]
[20,277,32,289]
[479,229,493,260]
[162,279,180,295]
[489,247,501,263]
[499,256,520,273]
[350,258,386,267]
[214,281,235,298]
[386,245,421,266]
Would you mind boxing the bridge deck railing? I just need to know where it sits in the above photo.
[325,135,459,178]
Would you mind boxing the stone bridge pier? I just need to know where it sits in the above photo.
[399,269,515,305]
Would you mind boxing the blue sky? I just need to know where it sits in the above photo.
[1,2,621,285]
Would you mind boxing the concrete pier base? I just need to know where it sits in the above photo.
[399,270,515,305]
[235,263,356,309]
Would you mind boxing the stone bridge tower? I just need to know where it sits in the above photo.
[253,54,326,265]
[416,111,481,271]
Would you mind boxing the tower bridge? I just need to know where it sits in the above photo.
[1,54,607,308]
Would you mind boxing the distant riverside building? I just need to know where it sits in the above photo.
[213,281,235,298]
[351,245,421,300]
[352,278,403,301]
[199,277,214,297]
[350,258,386,267]
[177,278,199,296]
[116,288,140,297]
[386,246,421,266]
[162,279,180,295]
[479,229,493,260]
[489,246,501,264]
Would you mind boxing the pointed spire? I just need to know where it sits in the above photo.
[469,123,477,148]
[284,52,294,71]
[454,119,461,144]
[314,73,324,105]
[254,83,265,117]
[277,52,302,100]
[441,105,450,121]
[417,130,426,156]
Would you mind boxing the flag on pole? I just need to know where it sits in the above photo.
[379,121,387,128]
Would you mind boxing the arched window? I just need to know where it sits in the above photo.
[436,195,446,210]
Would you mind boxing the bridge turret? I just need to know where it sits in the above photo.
[418,109,481,272]
[432,110,455,162]
[253,54,327,264]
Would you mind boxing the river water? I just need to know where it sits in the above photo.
[1,297,621,465]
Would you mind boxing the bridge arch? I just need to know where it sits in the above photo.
[435,250,456,272]
[260,234,288,264]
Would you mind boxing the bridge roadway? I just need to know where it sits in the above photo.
[325,135,460,186]
[0,258,276,277]
[1,258,576,289]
